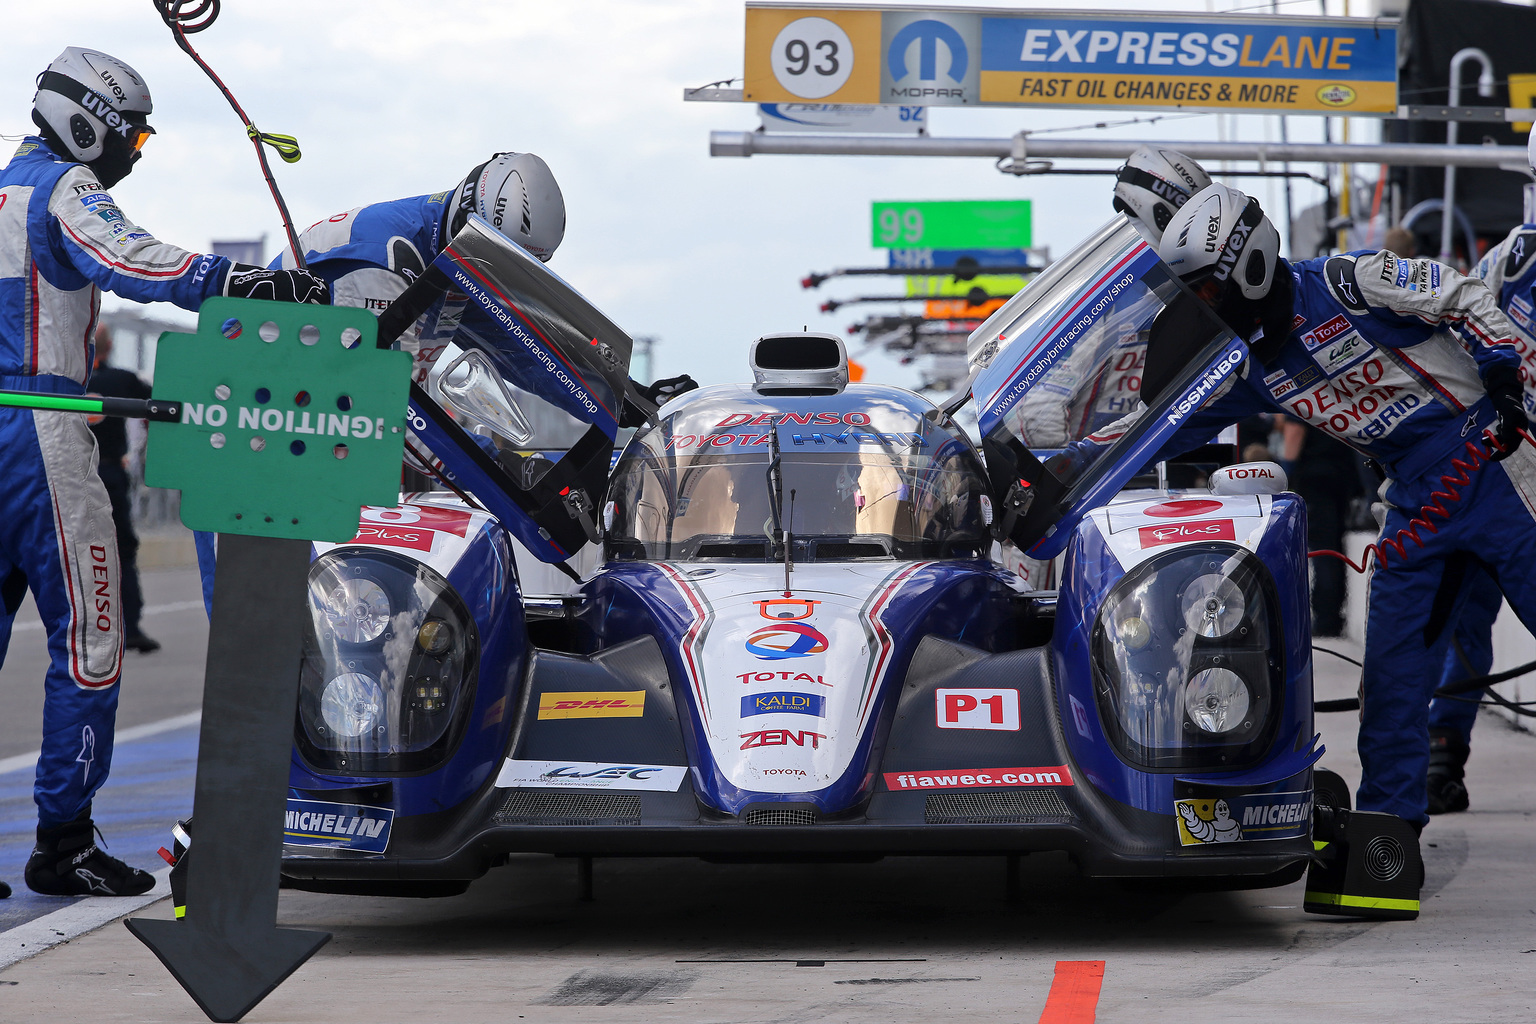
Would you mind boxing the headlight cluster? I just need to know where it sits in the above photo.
[297,550,479,774]
[1090,543,1283,770]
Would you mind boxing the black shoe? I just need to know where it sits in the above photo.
[0,879,10,898]
[1426,727,1470,815]
[25,813,155,896]
[124,631,161,654]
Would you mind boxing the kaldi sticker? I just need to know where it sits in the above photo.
[935,688,1020,731]
[1139,519,1236,548]
[883,766,1073,791]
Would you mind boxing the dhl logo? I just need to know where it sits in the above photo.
[537,690,646,720]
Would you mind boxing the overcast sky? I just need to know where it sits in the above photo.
[9,0,1364,389]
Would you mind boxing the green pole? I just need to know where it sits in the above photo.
[0,389,181,421]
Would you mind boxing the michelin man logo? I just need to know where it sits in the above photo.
[1176,797,1241,845]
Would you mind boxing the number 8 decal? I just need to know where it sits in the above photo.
[770,17,854,100]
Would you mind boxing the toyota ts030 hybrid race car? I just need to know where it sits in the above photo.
[274,214,1324,896]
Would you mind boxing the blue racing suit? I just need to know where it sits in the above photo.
[0,137,230,826]
[1069,249,1530,826]
[274,192,459,386]
[1426,224,1536,742]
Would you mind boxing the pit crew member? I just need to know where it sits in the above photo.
[0,47,325,898]
[1064,182,1532,836]
[1421,134,1536,813]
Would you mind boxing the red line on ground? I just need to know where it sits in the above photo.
[1038,960,1105,1024]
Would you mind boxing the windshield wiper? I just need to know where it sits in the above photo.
[765,426,784,546]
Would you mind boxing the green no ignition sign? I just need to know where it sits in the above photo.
[871,200,1032,249]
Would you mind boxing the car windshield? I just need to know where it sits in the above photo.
[606,386,990,561]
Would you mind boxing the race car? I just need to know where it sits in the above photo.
[276,214,1322,896]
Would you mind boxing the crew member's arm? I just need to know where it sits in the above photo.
[1348,250,1520,379]
[48,165,325,308]
[1347,250,1526,457]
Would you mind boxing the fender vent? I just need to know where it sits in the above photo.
[495,791,641,826]
[741,806,817,826]
[924,790,1073,824]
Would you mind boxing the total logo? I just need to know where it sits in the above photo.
[745,622,829,660]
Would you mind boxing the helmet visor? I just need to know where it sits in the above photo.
[129,125,154,152]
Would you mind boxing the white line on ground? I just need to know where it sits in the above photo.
[0,867,171,972]
[9,599,206,633]
[0,711,201,777]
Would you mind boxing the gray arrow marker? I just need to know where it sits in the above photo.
[127,533,329,1023]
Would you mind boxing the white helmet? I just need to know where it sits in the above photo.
[1113,146,1212,242]
[1158,183,1281,303]
[32,47,154,187]
[449,152,566,262]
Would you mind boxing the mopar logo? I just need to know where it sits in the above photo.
[888,20,968,82]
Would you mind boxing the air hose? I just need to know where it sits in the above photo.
[151,0,308,268]
[1307,425,1536,574]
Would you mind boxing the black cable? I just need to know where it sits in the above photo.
[1314,646,1362,668]
[1312,642,1536,714]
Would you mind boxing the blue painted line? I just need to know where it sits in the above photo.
[0,724,197,931]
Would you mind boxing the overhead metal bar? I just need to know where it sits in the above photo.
[710,131,1530,170]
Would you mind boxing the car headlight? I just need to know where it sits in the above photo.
[320,672,386,738]
[297,550,479,774]
[1180,574,1245,639]
[1089,543,1282,770]
[324,578,392,643]
[1183,667,1251,733]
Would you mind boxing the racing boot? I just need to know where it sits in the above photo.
[25,810,155,896]
[1304,806,1421,920]
[1426,727,1470,815]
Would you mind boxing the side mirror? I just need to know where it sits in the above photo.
[436,348,535,447]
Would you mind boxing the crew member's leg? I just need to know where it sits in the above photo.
[1356,528,1475,826]
[1424,570,1500,813]
[2,408,151,895]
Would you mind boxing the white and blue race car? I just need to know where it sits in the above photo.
[275,215,1325,897]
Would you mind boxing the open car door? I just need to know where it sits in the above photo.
[377,215,644,564]
[967,216,1251,560]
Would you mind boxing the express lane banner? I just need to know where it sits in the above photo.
[743,4,1397,115]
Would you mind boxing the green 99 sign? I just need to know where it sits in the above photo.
[870,200,1033,250]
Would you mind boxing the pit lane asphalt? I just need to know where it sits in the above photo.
[2,571,1535,1022]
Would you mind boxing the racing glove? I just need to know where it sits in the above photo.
[621,374,700,427]
[1484,364,1528,461]
[637,374,699,406]
[223,264,330,305]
